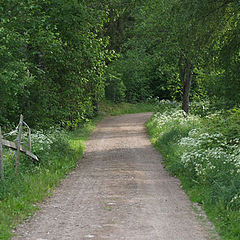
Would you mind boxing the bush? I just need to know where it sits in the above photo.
[147,101,240,240]
[0,122,92,239]
[105,72,126,102]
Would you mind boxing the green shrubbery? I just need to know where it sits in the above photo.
[0,119,99,239]
[0,101,162,239]
[147,101,240,240]
[0,0,112,129]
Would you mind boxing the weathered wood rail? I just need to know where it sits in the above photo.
[2,139,38,161]
[0,115,38,181]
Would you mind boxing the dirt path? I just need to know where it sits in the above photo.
[13,113,212,240]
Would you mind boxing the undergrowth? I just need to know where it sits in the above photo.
[2,99,238,240]
[0,101,157,239]
[0,117,101,239]
[100,99,178,115]
[147,101,240,240]
[100,101,157,115]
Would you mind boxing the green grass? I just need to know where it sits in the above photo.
[0,101,156,239]
[0,116,102,240]
[99,100,158,115]
[146,109,240,240]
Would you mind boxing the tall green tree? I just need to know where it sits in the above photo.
[108,0,240,110]
[0,0,111,128]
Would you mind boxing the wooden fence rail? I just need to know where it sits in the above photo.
[0,115,38,181]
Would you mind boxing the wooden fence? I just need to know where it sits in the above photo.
[0,115,38,181]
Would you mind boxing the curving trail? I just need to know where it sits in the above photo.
[13,113,212,240]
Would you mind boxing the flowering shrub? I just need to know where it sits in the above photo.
[1,128,70,176]
[147,102,240,239]
[149,109,200,143]
[179,130,240,198]
[0,118,94,239]
[29,129,67,154]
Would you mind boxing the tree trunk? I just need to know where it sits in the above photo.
[178,55,193,114]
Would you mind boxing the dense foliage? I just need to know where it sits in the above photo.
[1,1,240,239]
[147,100,240,240]
[106,0,240,111]
[0,0,112,128]
[0,118,99,239]
[1,0,239,127]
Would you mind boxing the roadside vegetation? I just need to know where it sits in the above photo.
[0,102,158,240]
[100,100,158,115]
[1,0,240,239]
[0,118,100,239]
[1,100,239,239]
[147,100,240,240]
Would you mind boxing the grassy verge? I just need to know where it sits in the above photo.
[99,100,159,115]
[0,116,102,239]
[146,104,240,240]
[0,101,157,239]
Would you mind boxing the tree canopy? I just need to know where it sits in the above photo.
[0,0,239,128]
[107,0,240,109]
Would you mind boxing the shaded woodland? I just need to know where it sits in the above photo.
[0,0,239,128]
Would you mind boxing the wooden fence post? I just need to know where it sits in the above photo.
[23,121,32,152]
[15,114,23,175]
[0,127,4,181]
[28,128,31,152]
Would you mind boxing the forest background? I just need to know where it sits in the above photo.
[0,1,240,240]
[1,0,239,129]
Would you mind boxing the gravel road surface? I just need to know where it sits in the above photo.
[12,113,212,240]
